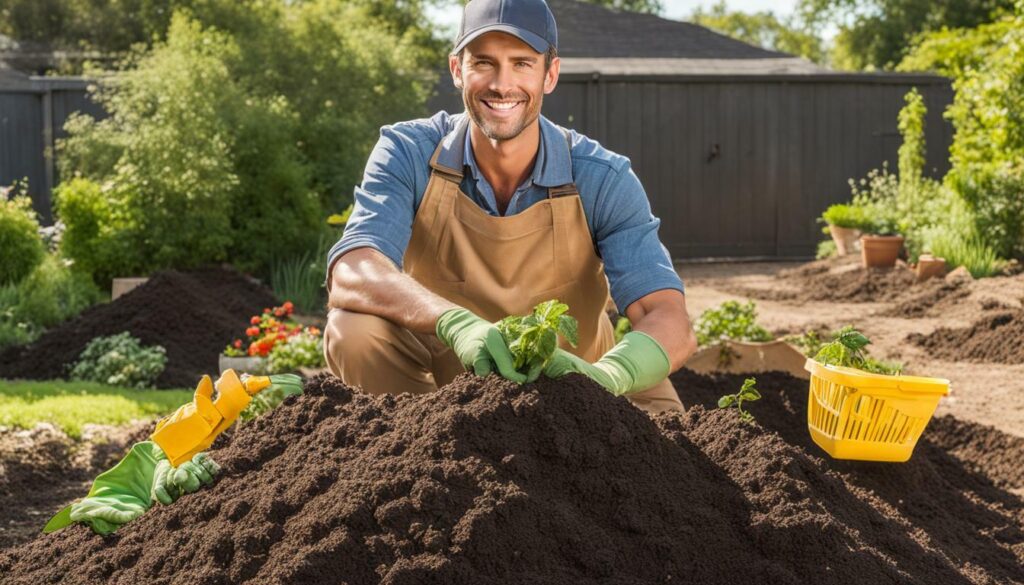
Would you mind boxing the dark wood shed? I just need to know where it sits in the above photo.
[430,0,955,259]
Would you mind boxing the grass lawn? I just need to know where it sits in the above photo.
[0,380,192,439]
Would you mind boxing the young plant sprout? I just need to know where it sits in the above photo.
[497,300,579,376]
[718,377,761,423]
[813,326,902,375]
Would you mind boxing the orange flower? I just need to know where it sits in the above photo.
[283,301,294,314]
[233,339,242,349]
[246,326,260,337]
[250,316,260,325]
[263,307,271,314]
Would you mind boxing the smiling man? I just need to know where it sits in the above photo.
[323,0,697,413]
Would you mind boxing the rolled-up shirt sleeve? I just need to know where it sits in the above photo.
[594,159,684,312]
[325,126,417,290]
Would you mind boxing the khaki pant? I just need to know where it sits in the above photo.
[324,308,684,415]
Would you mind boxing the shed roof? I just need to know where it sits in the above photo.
[551,0,790,60]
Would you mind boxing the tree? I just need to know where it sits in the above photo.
[578,0,663,15]
[798,0,1015,70]
[690,1,826,63]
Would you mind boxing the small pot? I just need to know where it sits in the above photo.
[219,355,266,375]
[860,235,904,268]
[915,254,947,282]
[828,225,862,256]
[111,277,149,301]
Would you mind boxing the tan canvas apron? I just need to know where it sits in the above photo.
[324,118,682,413]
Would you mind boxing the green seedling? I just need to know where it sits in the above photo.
[718,377,761,423]
[813,326,902,375]
[497,299,579,376]
[695,300,773,346]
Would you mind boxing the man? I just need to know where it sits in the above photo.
[323,0,697,414]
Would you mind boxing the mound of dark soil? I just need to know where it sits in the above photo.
[907,311,1024,364]
[733,256,922,304]
[0,266,279,388]
[877,276,970,318]
[3,371,1022,584]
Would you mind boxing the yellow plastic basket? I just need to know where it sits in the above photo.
[804,359,950,462]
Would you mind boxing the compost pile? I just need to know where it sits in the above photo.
[3,371,1022,584]
[732,256,929,303]
[908,310,1024,364]
[877,272,971,318]
[0,266,278,388]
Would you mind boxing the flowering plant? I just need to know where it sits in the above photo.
[223,301,321,358]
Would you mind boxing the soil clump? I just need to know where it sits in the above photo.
[907,311,1024,364]
[0,266,279,388]
[732,255,923,303]
[3,371,1023,584]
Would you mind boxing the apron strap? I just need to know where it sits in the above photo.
[428,116,470,184]
[547,127,578,199]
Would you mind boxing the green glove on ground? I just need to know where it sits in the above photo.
[542,331,671,397]
[436,308,527,383]
[44,441,165,536]
[152,452,221,505]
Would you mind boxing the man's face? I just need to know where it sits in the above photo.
[450,32,559,142]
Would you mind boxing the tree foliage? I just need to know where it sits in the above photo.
[56,2,439,283]
[578,0,662,14]
[690,1,826,63]
[798,0,1015,70]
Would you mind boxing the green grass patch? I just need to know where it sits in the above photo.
[0,379,192,439]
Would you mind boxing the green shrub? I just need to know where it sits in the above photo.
[0,192,45,285]
[266,331,325,374]
[15,254,104,328]
[821,204,872,230]
[56,5,436,281]
[270,231,334,314]
[0,284,38,348]
[816,239,838,259]
[928,231,1003,278]
[695,300,773,346]
[69,332,167,389]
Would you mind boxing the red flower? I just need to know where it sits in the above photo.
[263,307,271,314]
[233,339,242,349]
[246,326,260,337]
[283,301,294,314]
[274,308,284,317]
[250,316,260,325]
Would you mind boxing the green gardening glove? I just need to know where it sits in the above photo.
[436,308,527,383]
[542,331,671,397]
[152,452,221,505]
[44,441,165,536]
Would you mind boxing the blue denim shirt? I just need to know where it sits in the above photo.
[327,111,683,312]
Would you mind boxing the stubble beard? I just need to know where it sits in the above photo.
[463,87,543,142]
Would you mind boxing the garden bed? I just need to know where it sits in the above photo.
[908,310,1024,364]
[0,266,278,388]
[2,371,1021,584]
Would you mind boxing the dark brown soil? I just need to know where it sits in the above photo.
[0,423,151,550]
[729,255,922,304]
[0,266,279,388]
[877,277,970,318]
[3,372,1022,584]
[907,311,1024,364]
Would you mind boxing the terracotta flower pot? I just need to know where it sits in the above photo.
[860,235,904,268]
[828,224,862,256]
[915,254,947,282]
[219,355,266,375]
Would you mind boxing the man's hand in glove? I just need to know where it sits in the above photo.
[542,331,671,397]
[152,452,221,505]
[436,308,526,383]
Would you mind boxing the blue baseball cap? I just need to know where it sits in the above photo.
[453,0,558,55]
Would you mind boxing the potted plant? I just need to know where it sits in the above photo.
[860,217,904,269]
[219,301,320,375]
[914,253,947,282]
[820,204,869,256]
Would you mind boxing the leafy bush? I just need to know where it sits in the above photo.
[69,332,167,389]
[816,239,838,259]
[0,284,37,348]
[928,231,1003,278]
[15,254,104,328]
[695,300,773,346]
[821,204,872,230]
[266,330,325,374]
[0,190,45,285]
[57,4,437,282]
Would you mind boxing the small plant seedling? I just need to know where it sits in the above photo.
[497,299,579,376]
[694,300,773,346]
[813,326,902,375]
[718,377,761,423]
